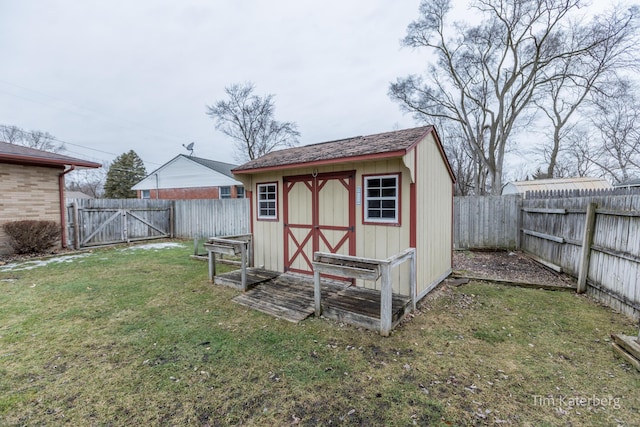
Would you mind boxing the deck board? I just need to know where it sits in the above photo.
[219,269,412,331]
[231,272,347,322]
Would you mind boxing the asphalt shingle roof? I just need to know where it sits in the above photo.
[0,141,101,168]
[233,126,434,173]
[186,155,237,179]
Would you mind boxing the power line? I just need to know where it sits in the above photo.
[0,78,200,157]
[1,125,164,167]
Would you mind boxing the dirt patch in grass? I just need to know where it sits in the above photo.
[453,249,576,287]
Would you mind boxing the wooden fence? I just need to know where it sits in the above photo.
[454,193,640,319]
[66,198,250,248]
[173,199,250,239]
[520,194,640,319]
[454,195,520,249]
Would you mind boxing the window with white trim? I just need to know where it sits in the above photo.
[257,183,277,219]
[220,186,231,199]
[141,190,151,199]
[364,175,398,223]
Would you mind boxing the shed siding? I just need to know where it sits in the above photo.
[415,133,454,297]
[244,130,453,299]
[0,164,62,254]
[251,172,285,271]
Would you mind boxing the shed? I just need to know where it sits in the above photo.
[0,141,101,255]
[232,125,455,302]
[502,177,612,197]
[132,154,244,200]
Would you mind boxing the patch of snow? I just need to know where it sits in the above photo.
[121,242,185,251]
[0,253,92,272]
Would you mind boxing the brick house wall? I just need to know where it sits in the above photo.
[137,185,243,200]
[0,164,62,254]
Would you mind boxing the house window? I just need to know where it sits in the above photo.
[236,186,245,198]
[364,174,399,223]
[220,186,231,199]
[141,190,151,199]
[257,182,278,220]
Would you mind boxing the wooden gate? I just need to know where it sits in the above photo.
[283,171,355,275]
[69,203,172,248]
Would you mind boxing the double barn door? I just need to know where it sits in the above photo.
[283,171,356,275]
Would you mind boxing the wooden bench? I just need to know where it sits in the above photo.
[312,249,416,336]
[204,234,252,291]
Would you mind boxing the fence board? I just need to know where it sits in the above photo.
[67,198,250,247]
[453,195,519,249]
[521,194,640,319]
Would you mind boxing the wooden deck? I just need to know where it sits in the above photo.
[217,269,412,332]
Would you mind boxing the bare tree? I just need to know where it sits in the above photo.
[206,82,300,162]
[536,6,639,178]
[0,124,65,153]
[588,80,640,183]
[66,166,108,198]
[390,0,639,194]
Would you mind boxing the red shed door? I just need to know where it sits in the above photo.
[283,171,355,275]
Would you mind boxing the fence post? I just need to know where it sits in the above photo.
[72,202,80,250]
[122,209,129,243]
[515,196,523,250]
[380,263,392,337]
[577,203,597,293]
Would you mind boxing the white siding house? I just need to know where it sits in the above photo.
[132,155,244,200]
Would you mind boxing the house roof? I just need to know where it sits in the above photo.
[232,126,451,175]
[502,177,612,195]
[144,154,238,180]
[0,141,101,169]
[613,178,640,188]
[132,154,241,190]
[65,190,93,199]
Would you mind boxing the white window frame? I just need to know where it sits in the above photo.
[257,182,278,220]
[141,189,151,199]
[364,174,399,223]
[220,186,231,199]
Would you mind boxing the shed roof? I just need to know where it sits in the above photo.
[502,177,612,194]
[232,126,452,177]
[0,141,101,169]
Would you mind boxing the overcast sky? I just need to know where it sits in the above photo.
[0,0,441,171]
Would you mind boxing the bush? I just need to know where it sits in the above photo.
[2,220,60,254]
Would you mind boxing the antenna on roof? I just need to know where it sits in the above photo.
[182,142,195,156]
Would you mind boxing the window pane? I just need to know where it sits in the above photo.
[381,178,396,187]
[381,209,395,218]
[369,200,381,209]
[364,175,398,222]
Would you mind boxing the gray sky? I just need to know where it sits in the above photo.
[1,0,435,171]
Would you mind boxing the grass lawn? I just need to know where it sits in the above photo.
[1,241,638,426]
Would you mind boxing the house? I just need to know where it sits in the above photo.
[0,141,101,255]
[613,178,640,190]
[65,190,93,201]
[502,177,612,197]
[132,154,244,200]
[231,125,455,302]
